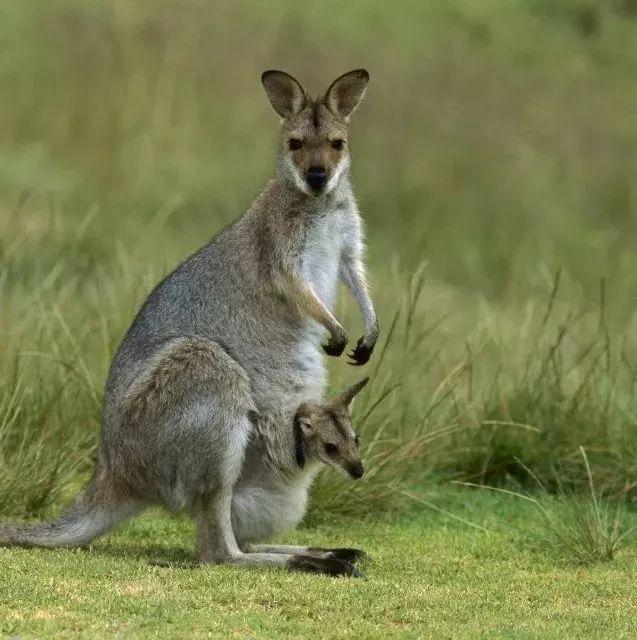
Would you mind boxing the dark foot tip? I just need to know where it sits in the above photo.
[328,548,369,564]
[288,555,362,578]
[309,547,369,564]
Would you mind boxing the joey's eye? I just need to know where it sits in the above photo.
[324,443,338,456]
[331,139,345,151]
[354,434,360,447]
[288,139,303,151]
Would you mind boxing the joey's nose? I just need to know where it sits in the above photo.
[348,462,364,480]
[306,166,327,191]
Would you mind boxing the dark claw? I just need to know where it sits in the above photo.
[347,337,374,366]
[309,547,369,564]
[322,336,348,357]
[288,555,363,577]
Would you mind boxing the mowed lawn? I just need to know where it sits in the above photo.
[1,488,635,639]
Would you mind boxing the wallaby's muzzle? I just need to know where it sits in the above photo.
[348,461,364,480]
[306,166,327,192]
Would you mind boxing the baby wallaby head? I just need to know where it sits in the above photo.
[293,377,369,479]
[261,69,369,197]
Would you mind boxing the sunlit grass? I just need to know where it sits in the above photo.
[2,489,637,639]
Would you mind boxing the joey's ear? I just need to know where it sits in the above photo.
[261,70,308,119]
[323,69,369,121]
[293,416,311,468]
[331,377,370,411]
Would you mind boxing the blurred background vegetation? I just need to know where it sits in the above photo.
[1,0,637,518]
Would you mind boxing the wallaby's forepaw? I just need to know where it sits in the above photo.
[310,547,369,564]
[347,336,375,366]
[322,331,348,357]
[288,554,363,578]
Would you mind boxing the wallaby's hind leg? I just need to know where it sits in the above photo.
[244,544,368,564]
[196,489,241,563]
[113,335,257,513]
[197,500,361,576]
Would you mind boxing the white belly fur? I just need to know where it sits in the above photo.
[231,471,318,545]
[295,208,346,386]
[301,211,342,311]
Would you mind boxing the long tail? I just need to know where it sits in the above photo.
[0,471,141,549]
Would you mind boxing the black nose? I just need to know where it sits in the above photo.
[349,462,364,480]
[306,166,327,190]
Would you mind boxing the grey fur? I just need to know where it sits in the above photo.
[0,70,377,577]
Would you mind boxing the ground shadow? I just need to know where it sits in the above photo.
[86,540,195,567]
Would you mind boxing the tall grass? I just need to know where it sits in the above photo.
[1,1,637,518]
[460,449,633,564]
[314,267,637,517]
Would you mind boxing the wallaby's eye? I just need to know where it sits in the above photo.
[324,442,338,456]
[288,139,303,151]
[331,139,345,151]
[354,434,360,447]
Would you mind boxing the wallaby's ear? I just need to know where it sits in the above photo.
[323,69,369,121]
[293,405,314,468]
[331,377,370,411]
[261,70,308,119]
[293,415,312,468]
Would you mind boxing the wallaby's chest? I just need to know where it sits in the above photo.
[300,208,347,308]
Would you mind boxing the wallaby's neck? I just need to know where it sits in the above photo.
[247,411,320,485]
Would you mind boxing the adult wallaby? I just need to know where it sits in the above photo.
[0,70,378,576]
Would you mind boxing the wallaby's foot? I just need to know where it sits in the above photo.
[197,549,363,577]
[241,543,368,566]
[322,330,349,357]
[309,547,369,564]
[288,554,363,578]
[347,336,375,366]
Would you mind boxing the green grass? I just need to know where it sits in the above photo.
[462,448,635,565]
[1,488,636,639]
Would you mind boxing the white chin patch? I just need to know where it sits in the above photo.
[325,159,346,194]
[286,157,312,196]
[286,156,346,196]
